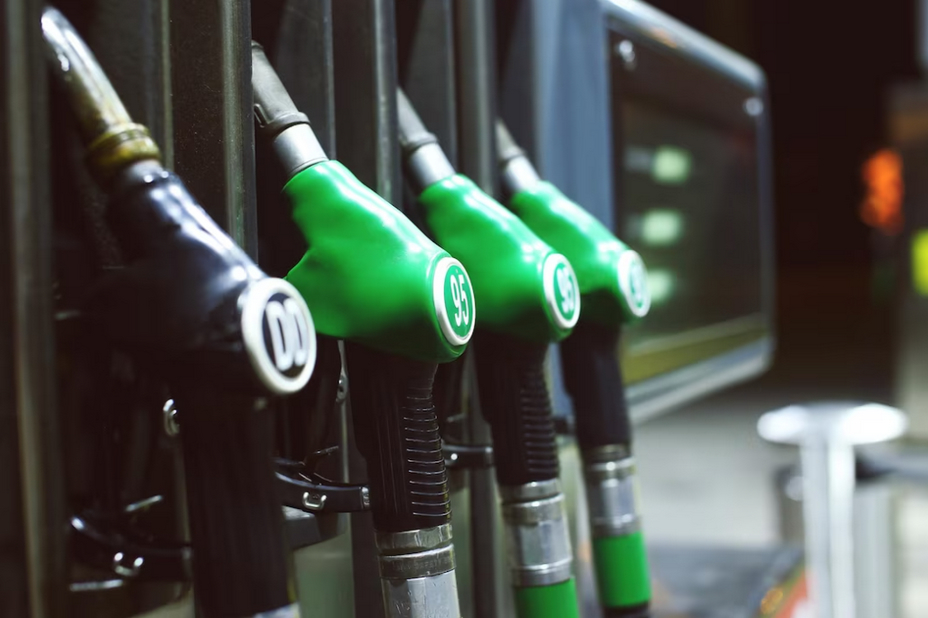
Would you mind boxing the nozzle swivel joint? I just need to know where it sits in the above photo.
[397,89,456,193]
[42,7,160,182]
[251,43,328,180]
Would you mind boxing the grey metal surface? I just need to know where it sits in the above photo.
[331,3,400,616]
[396,0,458,165]
[759,402,908,618]
[584,457,641,538]
[169,0,257,255]
[332,0,401,205]
[377,524,454,554]
[454,0,498,195]
[854,480,900,618]
[451,4,509,616]
[1,1,64,615]
[601,0,764,90]
[381,570,462,618]
[396,91,456,192]
[501,492,574,587]
[377,525,457,581]
[262,0,336,156]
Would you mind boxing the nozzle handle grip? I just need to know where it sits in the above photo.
[176,388,295,617]
[345,343,451,533]
[559,321,632,451]
[474,332,560,486]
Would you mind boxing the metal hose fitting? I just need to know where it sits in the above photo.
[500,479,574,587]
[376,524,462,618]
[41,7,161,182]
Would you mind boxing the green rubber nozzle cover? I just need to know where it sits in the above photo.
[283,161,475,363]
[418,174,579,344]
[514,579,581,618]
[593,532,652,609]
[508,181,650,326]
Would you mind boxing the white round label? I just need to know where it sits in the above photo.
[433,256,476,346]
[542,253,581,330]
[617,250,651,318]
[240,278,316,395]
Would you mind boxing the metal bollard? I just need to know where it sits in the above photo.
[758,402,907,618]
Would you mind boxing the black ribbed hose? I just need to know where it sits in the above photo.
[345,343,452,533]
[473,331,559,486]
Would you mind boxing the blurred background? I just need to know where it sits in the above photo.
[627,1,928,615]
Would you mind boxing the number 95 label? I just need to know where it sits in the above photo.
[433,257,476,347]
[543,253,581,330]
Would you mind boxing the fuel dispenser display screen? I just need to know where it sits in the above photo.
[620,101,765,382]
[606,4,775,415]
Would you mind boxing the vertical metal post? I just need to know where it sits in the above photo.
[759,403,908,618]
[254,0,336,156]
[332,0,400,204]
[170,0,257,256]
[80,0,174,165]
[454,0,498,195]
[1,0,66,615]
[396,0,458,164]
[331,2,399,616]
[453,3,509,617]
[799,440,857,618]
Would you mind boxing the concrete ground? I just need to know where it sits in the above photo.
[633,378,928,617]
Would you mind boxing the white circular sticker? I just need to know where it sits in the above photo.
[433,257,476,346]
[617,250,651,318]
[240,278,316,395]
[542,253,581,330]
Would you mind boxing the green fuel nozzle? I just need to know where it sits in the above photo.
[497,121,650,325]
[497,119,654,617]
[252,46,467,618]
[44,9,316,616]
[398,90,582,618]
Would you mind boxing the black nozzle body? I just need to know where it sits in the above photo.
[560,321,632,451]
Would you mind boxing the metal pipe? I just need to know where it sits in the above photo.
[41,7,160,181]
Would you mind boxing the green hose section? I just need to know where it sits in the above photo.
[283,160,475,363]
[508,181,650,326]
[592,532,652,609]
[513,579,581,618]
[418,174,579,344]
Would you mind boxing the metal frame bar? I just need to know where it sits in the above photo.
[331,2,400,615]
[170,0,257,255]
[1,0,66,615]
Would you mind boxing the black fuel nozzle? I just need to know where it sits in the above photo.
[43,8,315,616]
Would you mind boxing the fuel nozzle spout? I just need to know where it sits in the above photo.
[251,43,328,180]
[396,89,455,193]
[41,6,160,182]
[495,120,541,200]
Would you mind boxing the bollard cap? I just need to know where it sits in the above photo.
[758,401,907,446]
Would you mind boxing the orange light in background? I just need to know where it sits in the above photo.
[860,148,904,235]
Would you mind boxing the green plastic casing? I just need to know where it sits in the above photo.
[282,160,467,363]
[508,181,648,326]
[418,174,573,344]
[514,579,581,618]
[593,533,651,609]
